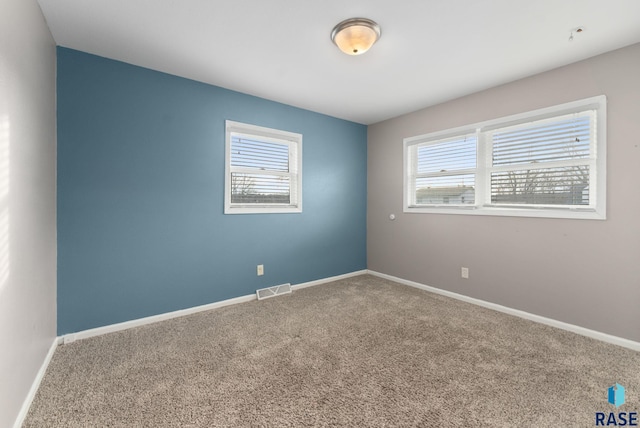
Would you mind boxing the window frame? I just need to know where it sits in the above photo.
[403,95,607,220]
[406,130,479,208]
[225,120,302,214]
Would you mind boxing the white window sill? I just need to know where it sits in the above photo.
[403,205,605,220]
[225,205,302,215]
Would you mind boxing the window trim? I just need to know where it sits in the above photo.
[403,95,607,220]
[225,120,302,214]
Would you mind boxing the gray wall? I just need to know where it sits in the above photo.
[0,0,57,426]
[368,43,640,342]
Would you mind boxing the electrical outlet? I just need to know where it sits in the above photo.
[257,264,264,276]
[461,267,469,279]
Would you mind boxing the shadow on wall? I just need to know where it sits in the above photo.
[0,114,10,299]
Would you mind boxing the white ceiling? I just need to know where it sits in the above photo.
[37,0,640,125]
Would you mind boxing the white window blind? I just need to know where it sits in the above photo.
[225,121,302,214]
[408,134,477,206]
[403,95,606,220]
[488,112,594,207]
[230,136,293,204]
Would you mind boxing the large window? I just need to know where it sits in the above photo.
[404,96,606,219]
[225,121,302,214]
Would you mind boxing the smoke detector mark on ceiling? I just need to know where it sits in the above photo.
[569,26,585,42]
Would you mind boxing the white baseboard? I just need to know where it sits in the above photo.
[367,270,640,352]
[291,269,368,291]
[61,294,258,344]
[13,337,58,428]
[60,269,368,344]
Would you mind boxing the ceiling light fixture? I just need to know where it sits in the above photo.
[331,18,381,55]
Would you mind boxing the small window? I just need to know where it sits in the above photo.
[225,121,302,214]
[404,95,606,220]
[407,133,477,207]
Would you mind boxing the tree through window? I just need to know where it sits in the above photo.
[225,121,302,214]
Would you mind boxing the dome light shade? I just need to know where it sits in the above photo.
[331,18,381,56]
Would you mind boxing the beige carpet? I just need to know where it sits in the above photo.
[25,274,640,427]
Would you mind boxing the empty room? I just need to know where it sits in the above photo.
[2,0,640,426]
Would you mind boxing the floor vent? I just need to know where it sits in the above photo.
[256,283,292,300]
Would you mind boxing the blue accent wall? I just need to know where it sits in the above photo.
[57,47,367,334]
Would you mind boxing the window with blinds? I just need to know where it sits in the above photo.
[225,121,302,214]
[488,111,594,207]
[407,134,477,206]
[403,96,606,219]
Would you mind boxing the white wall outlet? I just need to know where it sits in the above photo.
[257,264,264,276]
[461,267,469,279]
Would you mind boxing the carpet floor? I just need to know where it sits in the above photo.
[24,274,640,427]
